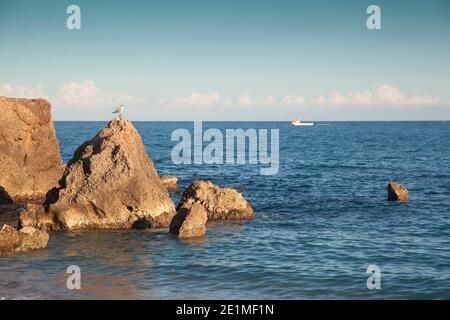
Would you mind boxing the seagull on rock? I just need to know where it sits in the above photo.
[113,104,124,117]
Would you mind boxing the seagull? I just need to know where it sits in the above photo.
[112,104,124,117]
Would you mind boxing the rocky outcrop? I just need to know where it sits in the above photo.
[387,182,409,202]
[19,117,176,231]
[0,224,49,256]
[170,202,207,238]
[0,97,64,202]
[177,180,254,221]
[160,176,179,192]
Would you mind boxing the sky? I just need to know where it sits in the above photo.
[0,0,450,120]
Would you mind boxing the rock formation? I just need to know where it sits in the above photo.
[0,97,64,202]
[0,224,49,256]
[19,117,176,231]
[170,202,207,238]
[177,180,254,221]
[387,181,409,202]
[160,175,179,192]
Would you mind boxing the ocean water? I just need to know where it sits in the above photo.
[1,121,450,299]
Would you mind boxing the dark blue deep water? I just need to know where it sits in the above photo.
[1,121,450,299]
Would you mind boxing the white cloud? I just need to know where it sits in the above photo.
[282,95,306,105]
[55,80,137,108]
[262,95,278,106]
[236,94,253,106]
[236,94,278,106]
[317,84,442,107]
[55,80,104,107]
[159,85,445,109]
[313,95,326,105]
[160,92,222,107]
[0,83,48,99]
[0,80,137,110]
[160,92,280,108]
[3,82,446,113]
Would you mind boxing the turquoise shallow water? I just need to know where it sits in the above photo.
[1,121,450,299]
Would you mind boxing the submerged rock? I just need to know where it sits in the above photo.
[177,180,254,221]
[0,97,64,202]
[19,117,176,230]
[170,202,207,238]
[387,182,409,202]
[0,224,49,256]
[160,175,179,192]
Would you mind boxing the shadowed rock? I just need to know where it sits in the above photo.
[160,175,179,192]
[387,182,409,202]
[177,180,254,221]
[0,224,49,256]
[19,117,176,231]
[170,202,207,238]
[0,186,13,205]
[0,97,64,203]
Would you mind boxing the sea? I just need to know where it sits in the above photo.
[1,121,449,299]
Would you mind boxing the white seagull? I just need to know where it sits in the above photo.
[113,104,124,117]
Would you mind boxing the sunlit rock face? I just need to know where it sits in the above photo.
[177,180,254,221]
[0,97,63,203]
[20,117,176,231]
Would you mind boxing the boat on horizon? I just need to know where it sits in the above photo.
[291,117,314,126]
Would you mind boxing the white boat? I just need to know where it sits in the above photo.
[291,118,314,126]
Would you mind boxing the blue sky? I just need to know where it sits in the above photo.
[0,0,449,120]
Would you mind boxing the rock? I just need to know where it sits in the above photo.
[0,204,23,229]
[16,226,49,251]
[0,97,64,203]
[131,218,152,229]
[0,224,49,256]
[19,117,176,231]
[19,204,56,231]
[177,180,254,221]
[387,182,409,202]
[0,225,20,256]
[0,186,13,205]
[160,175,179,192]
[170,202,207,238]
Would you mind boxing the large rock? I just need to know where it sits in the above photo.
[160,175,179,192]
[19,117,176,231]
[0,224,49,256]
[387,181,409,202]
[170,202,207,238]
[177,180,254,220]
[0,97,64,202]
